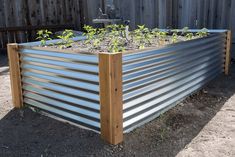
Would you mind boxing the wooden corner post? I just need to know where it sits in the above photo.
[99,53,123,145]
[7,43,23,108]
[225,30,232,75]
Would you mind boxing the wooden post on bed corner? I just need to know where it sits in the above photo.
[7,43,23,108]
[225,30,232,75]
[99,52,123,145]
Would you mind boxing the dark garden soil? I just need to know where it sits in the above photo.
[0,53,235,157]
[54,35,192,53]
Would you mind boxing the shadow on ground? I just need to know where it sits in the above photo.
[0,59,235,156]
[0,52,9,75]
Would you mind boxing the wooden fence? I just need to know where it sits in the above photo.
[0,0,235,51]
[114,0,235,38]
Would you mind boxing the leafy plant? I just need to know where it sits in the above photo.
[97,28,106,41]
[57,29,75,48]
[107,25,125,53]
[133,25,152,49]
[153,29,167,45]
[172,29,179,43]
[108,37,125,53]
[196,28,209,38]
[185,32,194,40]
[36,29,52,46]
[118,24,131,41]
[83,25,97,44]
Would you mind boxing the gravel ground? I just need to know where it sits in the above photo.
[0,53,235,157]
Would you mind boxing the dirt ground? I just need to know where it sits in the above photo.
[0,52,235,157]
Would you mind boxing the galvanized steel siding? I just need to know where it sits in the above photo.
[20,49,101,132]
[122,33,226,132]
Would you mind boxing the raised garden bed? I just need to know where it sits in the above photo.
[7,28,231,144]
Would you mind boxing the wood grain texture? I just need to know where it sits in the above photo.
[225,31,232,75]
[99,53,123,145]
[1,0,235,49]
[7,43,23,108]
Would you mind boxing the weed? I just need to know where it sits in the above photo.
[33,107,41,114]
[36,29,52,46]
[159,127,167,140]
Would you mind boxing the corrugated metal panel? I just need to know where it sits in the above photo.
[20,48,101,132]
[122,33,226,132]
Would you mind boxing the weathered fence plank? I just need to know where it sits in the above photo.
[1,0,235,50]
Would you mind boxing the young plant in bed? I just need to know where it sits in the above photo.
[107,25,125,53]
[57,29,75,49]
[133,25,152,49]
[36,29,52,46]
[196,28,209,38]
[83,25,97,44]
[185,32,194,40]
[153,29,167,46]
[172,29,179,43]
[181,27,195,40]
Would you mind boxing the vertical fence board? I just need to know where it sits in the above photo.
[1,0,235,50]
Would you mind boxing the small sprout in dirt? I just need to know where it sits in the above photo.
[133,25,152,49]
[185,32,194,40]
[196,28,209,38]
[153,29,167,45]
[36,29,52,46]
[92,39,101,49]
[97,28,106,41]
[172,29,179,43]
[159,127,167,141]
[33,107,41,113]
[57,29,75,48]
[108,37,125,53]
[83,25,97,44]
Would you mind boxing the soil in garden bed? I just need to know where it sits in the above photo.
[38,26,206,53]
[57,35,192,53]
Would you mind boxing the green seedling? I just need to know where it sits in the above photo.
[57,29,75,48]
[133,25,152,49]
[97,28,106,41]
[83,25,97,44]
[36,29,52,46]
[92,38,101,49]
[108,37,125,53]
[185,32,194,40]
[153,29,167,45]
[107,25,125,53]
[196,28,209,38]
[172,29,179,43]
